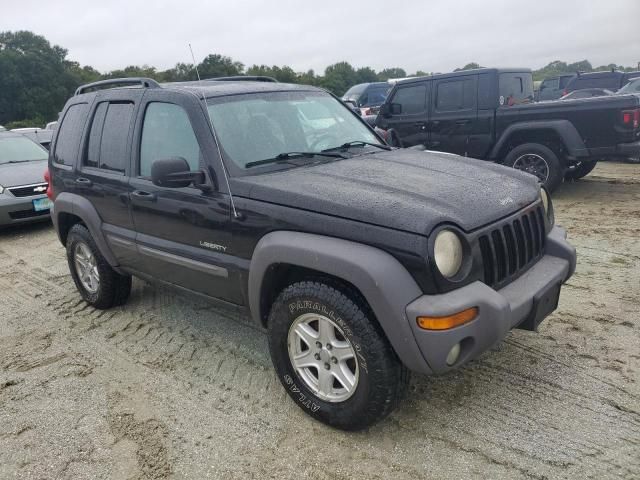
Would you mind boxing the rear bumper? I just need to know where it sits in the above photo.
[405,226,576,374]
[0,194,51,226]
[615,140,640,156]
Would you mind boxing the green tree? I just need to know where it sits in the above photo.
[321,61,358,95]
[246,64,298,83]
[198,54,244,79]
[454,62,482,71]
[0,31,74,125]
[355,67,378,84]
[377,68,407,81]
[297,69,317,86]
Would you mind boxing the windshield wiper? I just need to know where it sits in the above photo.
[322,140,392,152]
[245,151,347,169]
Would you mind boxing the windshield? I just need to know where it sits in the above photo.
[618,79,640,94]
[341,84,367,102]
[0,136,48,164]
[207,91,380,171]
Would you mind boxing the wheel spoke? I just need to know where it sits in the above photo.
[317,367,334,394]
[75,256,88,270]
[294,322,319,348]
[331,341,355,362]
[291,349,318,370]
[332,363,356,392]
[317,318,336,345]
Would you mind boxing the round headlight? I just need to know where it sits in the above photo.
[541,188,549,215]
[434,230,463,278]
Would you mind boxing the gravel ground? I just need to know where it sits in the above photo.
[0,161,638,479]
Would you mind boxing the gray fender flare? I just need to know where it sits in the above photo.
[248,231,432,373]
[53,192,120,268]
[490,120,588,160]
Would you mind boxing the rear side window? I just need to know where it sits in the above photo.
[543,78,560,90]
[436,78,476,111]
[391,84,427,114]
[499,73,534,106]
[54,103,89,165]
[559,76,573,88]
[139,102,201,177]
[85,102,134,174]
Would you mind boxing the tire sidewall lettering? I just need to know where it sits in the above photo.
[283,374,321,412]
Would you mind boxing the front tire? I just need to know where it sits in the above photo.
[503,143,563,192]
[267,280,409,430]
[66,224,131,309]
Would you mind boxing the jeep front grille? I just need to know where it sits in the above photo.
[479,207,546,289]
[8,183,48,198]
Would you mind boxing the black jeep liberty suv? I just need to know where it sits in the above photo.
[48,77,576,430]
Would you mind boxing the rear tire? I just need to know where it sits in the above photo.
[503,143,563,192]
[66,224,131,309]
[267,280,409,430]
[564,161,597,181]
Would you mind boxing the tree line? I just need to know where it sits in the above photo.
[1,31,637,128]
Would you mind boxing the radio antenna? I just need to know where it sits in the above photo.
[188,43,240,219]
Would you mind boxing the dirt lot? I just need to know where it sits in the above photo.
[0,162,638,479]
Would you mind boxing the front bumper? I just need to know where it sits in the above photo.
[0,193,51,226]
[405,226,576,374]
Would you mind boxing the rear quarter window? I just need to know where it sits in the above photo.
[54,103,89,166]
[85,102,134,174]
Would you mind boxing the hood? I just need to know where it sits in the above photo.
[231,149,540,235]
[0,160,48,188]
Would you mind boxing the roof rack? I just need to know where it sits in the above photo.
[75,77,161,96]
[208,75,278,83]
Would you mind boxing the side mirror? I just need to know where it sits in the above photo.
[151,157,206,189]
[380,103,402,117]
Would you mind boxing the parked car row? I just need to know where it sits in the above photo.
[344,68,639,190]
[0,131,52,227]
[536,70,640,101]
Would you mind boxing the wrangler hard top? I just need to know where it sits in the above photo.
[48,76,576,430]
[378,68,640,191]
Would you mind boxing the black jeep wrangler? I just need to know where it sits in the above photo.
[48,77,576,430]
[378,68,640,191]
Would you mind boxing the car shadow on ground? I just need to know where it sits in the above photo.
[0,219,52,238]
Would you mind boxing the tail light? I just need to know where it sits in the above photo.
[44,168,54,200]
[562,90,568,96]
[622,109,640,129]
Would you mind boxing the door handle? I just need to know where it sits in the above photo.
[131,190,156,202]
[75,177,92,187]
[455,119,471,125]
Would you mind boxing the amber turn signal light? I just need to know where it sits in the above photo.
[417,307,478,330]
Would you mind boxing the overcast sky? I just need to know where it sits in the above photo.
[3,0,639,74]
